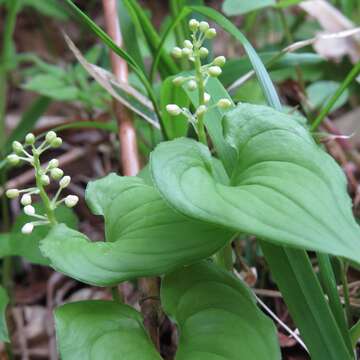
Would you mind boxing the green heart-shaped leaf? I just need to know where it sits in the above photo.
[41,175,232,286]
[151,103,360,265]
[162,261,281,359]
[55,300,161,360]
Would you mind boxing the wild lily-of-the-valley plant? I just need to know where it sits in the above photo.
[5,15,360,360]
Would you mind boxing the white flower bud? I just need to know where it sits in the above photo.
[45,131,57,143]
[196,105,207,116]
[7,154,20,165]
[50,168,64,180]
[12,141,23,154]
[189,19,199,31]
[64,195,79,208]
[171,46,183,59]
[204,93,211,104]
[50,137,62,148]
[182,48,192,58]
[21,223,34,234]
[6,189,19,199]
[187,80,197,91]
[24,205,35,216]
[48,159,59,169]
[213,56,226,67]
[199,47,209,58]
[25,133,35,145]
[217,98,232,109]
[21,194,32,206]
[208,66,222,77]
[166,104,182,116]
[205,28,217,39]
[183,40,193,49]
[59,175,71,188]
[199,21,209,32]
[40,174,50,186]
[172,76,186,86]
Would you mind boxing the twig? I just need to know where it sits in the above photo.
[101,0,160,349]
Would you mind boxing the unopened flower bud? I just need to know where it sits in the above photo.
[40,174,50,186]
[166,104,182,116]
[182,48,192,57]
[187,80,197,91]
[6,189,19,199]
[25,133,35,145]
[199,47,209,58]
[24,205,35,216]
[196,105,207,116]
[59,175,71,188]
[183,40,193,49]
[64,195,79,208]
[189,19,199,31]
[45,131,57,143]
[51,137,62,148]
[50,168,64,180]
[204,93,211,104]
[48,159,59,169]
[199,21,209,32]
[208,66,222,77]
[12,141,23,154]
[172,76,186,86]
[205,28,217,39]
[171,46,183,59]
[217,98,232,109]
[21,194,32,206]
[213,56,226,67]
[7,154,20,165]
[21,223,34,234]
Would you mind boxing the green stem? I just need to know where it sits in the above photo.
[340,260,352,325]
[194,47,207,146]
[311,61,360,131]
[111,287,122,302]
[317,253,353,352]
[215,243,233,271]
[350,319,360,348]
[32,152,57,225]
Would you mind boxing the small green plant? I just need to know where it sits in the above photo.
[2,0,360,358]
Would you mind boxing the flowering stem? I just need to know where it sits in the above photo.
[33,151,57,225]
[194,47,207,146]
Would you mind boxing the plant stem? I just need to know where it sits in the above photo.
[350,319,360,348]
[111,286,122,302]
[215,243,233,271]
[340,260,352,325]
[32,152,57,225]
[194,46,207,146]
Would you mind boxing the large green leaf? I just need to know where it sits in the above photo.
[41,174,232,286]
[150,103,360,265]
[162,261,281,359]
[7,204,78,265]
[0,286,9,342]
[55,300,161,360]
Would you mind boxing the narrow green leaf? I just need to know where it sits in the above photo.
[222,0,275,16]
[41,174,232,286]
[261,244,352,360]
[0,286,9,342]
[162,261,281,359]
[150,103,360,266]
[55,300,161,360]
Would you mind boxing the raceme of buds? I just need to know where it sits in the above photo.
[167,18,232,142]
[5,131,78,234]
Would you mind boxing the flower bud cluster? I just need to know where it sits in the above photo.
[167,19,232,136]
[5,131,79,234]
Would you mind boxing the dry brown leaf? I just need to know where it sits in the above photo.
[299,0,360,63]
